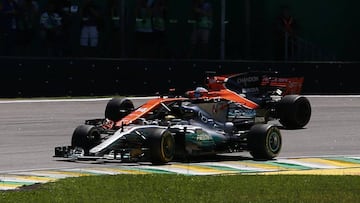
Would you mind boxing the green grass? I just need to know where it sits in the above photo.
[1,174,360,203]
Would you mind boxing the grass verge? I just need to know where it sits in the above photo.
[1,174,360,203]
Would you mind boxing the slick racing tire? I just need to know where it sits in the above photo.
[71,125,101,155]
[248,124,282,160]
[277,95,311,129]
[149,129,175,164]
[105,98,134,121]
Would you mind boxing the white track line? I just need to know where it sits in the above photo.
[0,96,159,104]
[305,95,360,98]
[0,95,359,104]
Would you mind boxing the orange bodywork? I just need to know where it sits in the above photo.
[185,89,259,109]
[114,72,304,127]
[115,97,187,126]
[115,90,259,127]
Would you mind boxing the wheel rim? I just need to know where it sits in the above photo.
[87,130,100,145]
[161,133,175,160]
[268,131,281,153]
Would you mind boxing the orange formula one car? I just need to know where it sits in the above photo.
[187,71,312,129]
[54,71,310,164]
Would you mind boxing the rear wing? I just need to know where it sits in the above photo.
[260,76,304,95]
[205,71,304,95]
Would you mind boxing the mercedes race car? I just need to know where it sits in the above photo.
[187,71,312,129]
[54,95,283,164]
[54,71,310,164]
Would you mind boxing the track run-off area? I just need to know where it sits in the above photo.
[0,95,360,190]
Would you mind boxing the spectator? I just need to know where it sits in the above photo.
[188,0,213,59]
[0,0,20,56]
[39,2,63,57]
[107,0,122,57]
[56,0,74,57]
[152,0,167,58]
[134,0,155,58]
[277,5,297,60]
[79,0,102,57]
[17,0,39,56]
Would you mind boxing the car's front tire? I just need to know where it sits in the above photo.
[71,125,101,155]
[148,129,175,164]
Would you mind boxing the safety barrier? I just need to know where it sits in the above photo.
[0,57,358,98]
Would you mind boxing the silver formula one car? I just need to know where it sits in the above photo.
[54,95,282,164]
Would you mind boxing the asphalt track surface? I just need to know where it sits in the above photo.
[0,96,359,177]
[0,95,359,173]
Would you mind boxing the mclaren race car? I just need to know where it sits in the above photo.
[186,71,312,129]
[54,95,283,164]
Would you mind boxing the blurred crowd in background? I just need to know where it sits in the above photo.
[0,0,218,59]
[1,0,350,61]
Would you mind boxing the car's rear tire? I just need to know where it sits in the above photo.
[105,98,134,121]
[71,125,101,155]
[248,124,282,160]
[148,129,175,164]
[277,95,311,129]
